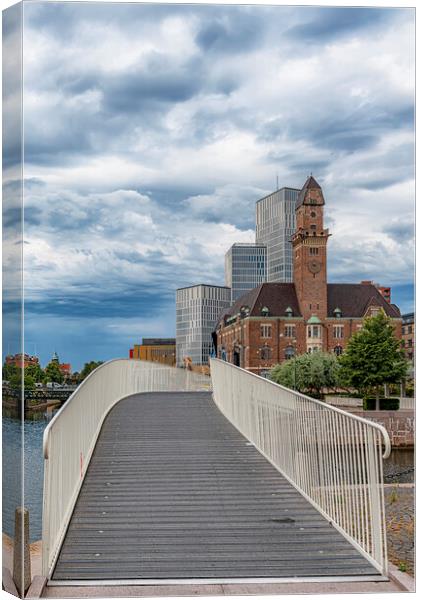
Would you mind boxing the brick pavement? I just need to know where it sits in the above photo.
[384,484,415,576]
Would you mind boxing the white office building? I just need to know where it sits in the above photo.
[256,187,299,282]
[176,284,231,366]
[225,243,267,304]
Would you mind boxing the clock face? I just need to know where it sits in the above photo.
[308,260,321,274]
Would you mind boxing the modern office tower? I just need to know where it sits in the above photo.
[176,284,231,366]
[225,243,267,304]
[256,187,299,282]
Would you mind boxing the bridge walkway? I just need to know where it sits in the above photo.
[51,392,381,582]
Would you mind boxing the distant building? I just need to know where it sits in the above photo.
[176,284,231,366]
[5,353,39,368]
[131,338,176,366]
[256,187,299,282]
[216,176,402,376]
[50,351,72,376]
[225,243,267,304]
[402,312,414,365]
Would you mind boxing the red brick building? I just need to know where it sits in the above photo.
[5,353,40,368]
[216,176,401,376]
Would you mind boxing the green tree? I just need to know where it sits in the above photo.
[270,352,340,399]
[25,363,44,383]
[9,372,35,391]
[79,361,103,382]
[2,361,18,382]
[44,361,64,384]
[339,312,408,410]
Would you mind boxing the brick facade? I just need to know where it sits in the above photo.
[216,176,402,375]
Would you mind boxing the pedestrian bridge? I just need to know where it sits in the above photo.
[42,359,391,586]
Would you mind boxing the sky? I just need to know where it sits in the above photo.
[2,1,415,370]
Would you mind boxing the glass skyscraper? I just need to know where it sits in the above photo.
[176,284,231,366]
[225,243,267,304]
[256,187,299,282]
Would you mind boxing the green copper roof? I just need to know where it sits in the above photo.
[307,315,322,324]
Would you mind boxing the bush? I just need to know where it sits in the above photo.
[363,397,400,411]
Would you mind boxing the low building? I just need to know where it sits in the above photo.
[51,351,72,377]
[5,353,39,368]
[176,284,231,366]
[225,243,267,304]
[402,312,414,365]
[131,338,176,366]
[216,176,402,376]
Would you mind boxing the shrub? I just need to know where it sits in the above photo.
[363,397,400,410]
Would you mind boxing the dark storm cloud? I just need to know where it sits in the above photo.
[103,56,204,113]
[24,286,173,319]
[195,11,265,54]
[285,7,398,43]
[383,221,414,243]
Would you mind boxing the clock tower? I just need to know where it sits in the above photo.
[292,176,330,321]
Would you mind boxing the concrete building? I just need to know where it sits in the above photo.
[225,243,267,304]
[216,176,402,376]
[176,284,231,366]
[131,338,176,366]
[402,313,414,365]
[256,187,299,282]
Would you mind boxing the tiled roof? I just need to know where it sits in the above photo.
[217,283,301,326]
[217,281,401,327]
[327,284,401,318]
[296,175,323,208]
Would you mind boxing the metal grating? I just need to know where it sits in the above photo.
[52,392,381,581]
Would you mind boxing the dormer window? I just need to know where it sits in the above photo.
[261,306,269,317]
[285,306,293,318]
[333,307,342,318]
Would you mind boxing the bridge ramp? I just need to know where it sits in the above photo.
[52,392,381,582]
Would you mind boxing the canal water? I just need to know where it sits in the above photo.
[1,414,415,543]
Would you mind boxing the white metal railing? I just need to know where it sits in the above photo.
[210,358,391,575]
[42,359,210,577]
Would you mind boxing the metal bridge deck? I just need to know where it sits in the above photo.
[52,392,380,581]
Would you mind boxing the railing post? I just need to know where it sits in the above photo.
[13,507,31,596]
[366,429,383,571]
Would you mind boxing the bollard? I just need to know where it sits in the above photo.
[13,507,31,597]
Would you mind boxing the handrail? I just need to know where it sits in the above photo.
[42,358,210,577]
[210,358,390,575]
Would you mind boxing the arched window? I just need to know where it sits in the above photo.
[334,345,343,356]
[285,345,295,360]
[260,346,272,361]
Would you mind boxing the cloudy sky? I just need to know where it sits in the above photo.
[2,1,415,370]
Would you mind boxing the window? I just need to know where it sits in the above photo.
[310,224,316,230]
[285,325,296,338]
[408,339,413,348]
[310,211,316,218]
[408,325,413,334]
[260,324,272,338]
[285,345,295,360]
[309,247,319,255]
[333,325,344,339]
[334,345,343,356]
[260,346,272,360]
[308,325,321,338]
